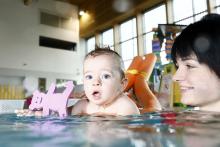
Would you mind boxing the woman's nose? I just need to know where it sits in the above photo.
[173,68,185,82]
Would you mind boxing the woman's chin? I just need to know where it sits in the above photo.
[181,96,196,106]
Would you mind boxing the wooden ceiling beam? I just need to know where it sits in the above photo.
[69,0,165,38]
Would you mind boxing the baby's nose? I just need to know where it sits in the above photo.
[92,78,101,86]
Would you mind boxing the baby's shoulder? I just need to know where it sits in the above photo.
[114,94,140,115]
[114,95,136,109]
[116,94,134,105]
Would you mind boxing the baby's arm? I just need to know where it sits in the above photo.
[71,99,88,115]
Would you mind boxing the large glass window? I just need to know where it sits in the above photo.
[119,18,137,69]
[101,28,114,50]
[86,37,95,53]
[173,0,207,25]
[215,0,220,13]
[143,5,167,64]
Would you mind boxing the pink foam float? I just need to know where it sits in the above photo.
[29,81,74,117]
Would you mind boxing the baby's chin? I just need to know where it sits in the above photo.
[89,98,105,105]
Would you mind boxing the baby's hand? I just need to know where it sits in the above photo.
[15,109,43,117]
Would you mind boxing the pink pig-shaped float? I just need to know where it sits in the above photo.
[29,81,74,117]
[29,90,45,111]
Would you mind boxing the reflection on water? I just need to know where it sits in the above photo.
[0,110,220,147]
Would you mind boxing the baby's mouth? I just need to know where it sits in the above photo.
[92,91,101,98]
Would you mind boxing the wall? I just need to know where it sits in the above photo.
[0,0,85,93]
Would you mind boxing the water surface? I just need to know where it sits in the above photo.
[0,110,220,147]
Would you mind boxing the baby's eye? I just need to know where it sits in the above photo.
[101,74,111,80]
[85,75,93,80]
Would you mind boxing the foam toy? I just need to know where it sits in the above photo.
[125,53,162,113]
[29,81,74,117]
[29,90,45,111]
[124,56,143,92]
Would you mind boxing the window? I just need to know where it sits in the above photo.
[143,5,167,64]
[39,36,76,51]
[86,37,95,53]
[101,28,114,50]
[119,18,137,69]
[173,0,207,25]
[215,0,220,13]
[40,11,74,30]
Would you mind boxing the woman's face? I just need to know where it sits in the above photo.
[173,54,220,107]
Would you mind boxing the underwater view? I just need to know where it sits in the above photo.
[0,110,220,147]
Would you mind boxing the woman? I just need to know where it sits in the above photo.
[171,13,220,112]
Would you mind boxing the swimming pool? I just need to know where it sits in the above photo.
[0,110,220,147]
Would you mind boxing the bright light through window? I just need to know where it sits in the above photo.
[193,0,207,13]
[120,18,137,42]
[173,0,193,22]
[173,0,207,24]
[143,5,167,64]
[102,28,114,50]
[175,17,193,25]
[120,18,137,69]
[86,37,95,53]
[216,0,220,13]
[144,32,154,54]
[143,5,167,33]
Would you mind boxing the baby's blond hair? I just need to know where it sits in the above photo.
[84,46,125,79]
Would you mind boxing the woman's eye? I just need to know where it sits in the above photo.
[186,64,195,69]
[175,64,179,69]
[85,75,93,80]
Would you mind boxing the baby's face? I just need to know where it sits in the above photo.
[83,55,125,106]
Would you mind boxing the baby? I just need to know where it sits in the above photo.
[16,47,140,117]
[71,47,140,116]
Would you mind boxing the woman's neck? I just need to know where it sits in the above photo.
[200,99,220,112]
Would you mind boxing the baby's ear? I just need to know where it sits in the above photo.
[121,78,128,90]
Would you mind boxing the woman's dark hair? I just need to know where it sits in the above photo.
[171,13,220,78]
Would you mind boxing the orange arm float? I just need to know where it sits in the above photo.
[134,76,162,112]
[139,53,157,81]
[134,53,162,112]
[124,56,143,92]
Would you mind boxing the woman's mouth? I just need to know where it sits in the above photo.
[180,86,194,93]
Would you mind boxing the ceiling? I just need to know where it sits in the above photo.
[59,0,165,38]
[67,0,88,6]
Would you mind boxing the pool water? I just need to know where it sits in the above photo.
[0,110,220,147]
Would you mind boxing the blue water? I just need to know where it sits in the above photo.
[0,110,220,147]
